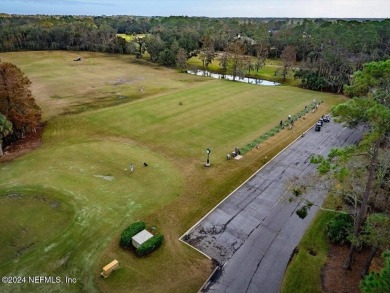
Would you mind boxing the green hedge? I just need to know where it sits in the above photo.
[120,221,146,249]
[136,234,164,257]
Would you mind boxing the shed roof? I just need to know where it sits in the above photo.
[132,229,153,245]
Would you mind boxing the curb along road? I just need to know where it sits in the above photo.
[181,119,362,293]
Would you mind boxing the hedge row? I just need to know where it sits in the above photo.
[120,221,146,249]
[136,234,164,257]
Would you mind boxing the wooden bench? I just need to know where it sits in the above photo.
[101,259,119,278]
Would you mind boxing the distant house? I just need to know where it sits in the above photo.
[233,34,256,46]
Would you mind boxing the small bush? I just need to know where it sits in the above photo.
[120,221,146,249]
[136,234,164,257]
[326,213,353,244]
[296,206,308,219]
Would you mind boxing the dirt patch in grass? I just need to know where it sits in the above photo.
[0,125,44,163]
[321,244,370,293]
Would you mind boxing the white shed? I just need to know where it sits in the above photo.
[132,229,153,249]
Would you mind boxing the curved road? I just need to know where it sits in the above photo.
[183,120,362,293]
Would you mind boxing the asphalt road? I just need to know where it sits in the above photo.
[183,119,363,293]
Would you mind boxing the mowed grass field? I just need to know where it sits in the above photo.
[0,51,345,293]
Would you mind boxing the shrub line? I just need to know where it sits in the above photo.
[241,102,320,155]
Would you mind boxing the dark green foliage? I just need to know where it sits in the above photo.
[325,213,353,244]
[360,251,390,293]
[0,113,12,156]
[120,221,146,249]
[296,206,308,219]
[344,59,390,100]
[293,188,302,197]
[0,114,12,140]
[158,48,177,66]
[136,234,164,257]
[294,70,335,92]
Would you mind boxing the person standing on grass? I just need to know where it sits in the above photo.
[130,163,134,173]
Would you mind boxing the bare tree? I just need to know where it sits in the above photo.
[199,36,215,74]
[176,48,188,72]
[219,49,230,79]
[279,45,297,81]
[228,42,246,81]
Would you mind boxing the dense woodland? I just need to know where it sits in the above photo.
[1,14,389,93]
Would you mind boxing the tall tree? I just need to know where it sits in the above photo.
[360,251,390,293]
[176,48,188,72]
[228,42,246,81]
[254,40,269,73]
[279,45,297,81]
[131,35,145,58]
[144,34,165,62]
[344,59,390,106]
[289,60,390,272]
[359,214,390,276]
[0,61,42,140]
[332,98,390,269]
[219,49,230,79]
[199,35,215,73]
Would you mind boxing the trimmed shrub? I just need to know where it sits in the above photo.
[325,213,353,244]
[120,221,146,249]
[136,234,164,257]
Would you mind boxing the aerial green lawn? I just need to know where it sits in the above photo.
[0,51,344,293]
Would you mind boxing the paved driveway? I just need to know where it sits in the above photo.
[183,120,362,293]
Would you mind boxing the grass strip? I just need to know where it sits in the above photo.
[280,193,341,293]
[240,102,318,155]
[280,209,333,293]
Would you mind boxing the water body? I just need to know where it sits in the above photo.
[187,70,280,86]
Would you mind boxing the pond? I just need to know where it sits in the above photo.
[187,70,280,86]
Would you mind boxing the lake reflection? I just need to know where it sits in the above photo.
[187,70,280,86]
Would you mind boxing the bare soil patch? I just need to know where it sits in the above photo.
[322,244,370,293]
[0,125,44,163]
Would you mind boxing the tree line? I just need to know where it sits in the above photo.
[290,59,390,292]
[1,14,389,93]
